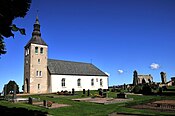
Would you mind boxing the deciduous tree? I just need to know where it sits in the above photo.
[0,0,31,55]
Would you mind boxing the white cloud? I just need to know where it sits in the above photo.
[117,69,124,74]
[150,63,160,70]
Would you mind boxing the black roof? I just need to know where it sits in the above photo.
[47,59,108,76]
[25,36,47,47]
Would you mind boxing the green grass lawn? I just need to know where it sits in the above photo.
[0,91,175,116]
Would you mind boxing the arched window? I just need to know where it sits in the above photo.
[100,79,103,86]
[39,71,42,77]
[77,79,81,87]
[36,71,39,77]
[40,47,43,54]
[25,49,27,56]
[38,84,40,90]
[91,79,94,86]
[27,48,29,55]
[35,47,38,54]
[61,78,65,87]
[25,48,29,56]
[38,59,40,64]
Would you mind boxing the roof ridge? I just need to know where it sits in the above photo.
[48,58,91,65]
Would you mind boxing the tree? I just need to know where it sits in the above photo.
[6,80,19,94]
[0,0,31,55]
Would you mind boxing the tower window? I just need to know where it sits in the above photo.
[36,71,39,77]
[38,59,40,64]
[40,48,43,54]
[61,78,65,87]
[35,47,38,54]
[27,48,29,55]
[38,84,40,90]
[25,49,27,56]
[25,48,30,56]
[39,71,42,77]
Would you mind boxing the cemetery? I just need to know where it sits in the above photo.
[1,85,175,115]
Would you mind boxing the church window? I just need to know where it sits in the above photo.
[36,71,39,77]
[77,79,81,87]
[38,59,40,64]
[26,60,28,64]
[38,84,40,90]
[35,47,38,54]
[27,48,29,55]
[25,49,27,56]
[25,48,29,56]
[61,78,65,87]
[40,48,44,54]
[91,79,94,86]
[39,71,42,77]
[100,79,103,86]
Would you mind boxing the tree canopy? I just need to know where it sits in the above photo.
[6,80,19,94]
[0,0,31,55]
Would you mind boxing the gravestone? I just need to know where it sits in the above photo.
[43,100,47,107]
[72,88,75,95]
[87,89,90,96]
[99,88,103,96]
[28,97,33,104]
[117,92,127,98]
[103,89,107,97]
[83,89,86,94]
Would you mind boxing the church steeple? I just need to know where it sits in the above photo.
[25,16,47,48]
[24,16,48,94]
[32,16,41,37]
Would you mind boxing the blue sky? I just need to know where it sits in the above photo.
[1,0,175,91]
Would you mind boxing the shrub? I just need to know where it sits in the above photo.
[132,85,142,94]
[142,84,152,95]
[47,101,53,107]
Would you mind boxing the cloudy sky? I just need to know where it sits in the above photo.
[0,0,175,91]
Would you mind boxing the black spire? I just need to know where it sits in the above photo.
[32,16,41,37]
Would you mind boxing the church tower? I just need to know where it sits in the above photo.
[24,16,48,94]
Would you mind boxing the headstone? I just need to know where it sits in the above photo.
[43,100,47,107]
[103,89,107,97]
[87,89,90,96]
[83,89,86,95]
[28,97,33,104]
[117,92,127,98]
[72,88,75,95]
[99,88,103,96]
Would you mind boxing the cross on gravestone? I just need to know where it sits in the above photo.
[87,89,90,96]
[83,89,86,95]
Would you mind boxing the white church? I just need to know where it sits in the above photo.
[24,17,109,94]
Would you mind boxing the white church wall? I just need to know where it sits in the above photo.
[51,75,108,92]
